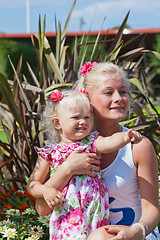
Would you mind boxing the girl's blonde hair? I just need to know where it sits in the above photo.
[75,62,129,93]
[41,89,91,143]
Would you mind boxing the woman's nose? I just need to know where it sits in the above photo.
[113,91,122,102]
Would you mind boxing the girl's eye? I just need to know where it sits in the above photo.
[72,116,79,119]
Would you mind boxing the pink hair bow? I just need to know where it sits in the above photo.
[80,61,97,77]
[75,88,88,97]
[49,89,63,102]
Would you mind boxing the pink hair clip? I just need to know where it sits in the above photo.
[80,61,97,77]
[49,89,63,102]
[75,88,88,97]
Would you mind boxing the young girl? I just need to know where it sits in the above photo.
[27,88,141,240]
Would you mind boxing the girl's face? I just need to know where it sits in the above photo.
[89,73,129,122]
[55,101,92,144]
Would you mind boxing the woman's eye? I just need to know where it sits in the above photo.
[120,91,127,95]
[104,91,112,95]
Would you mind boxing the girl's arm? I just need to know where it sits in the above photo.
[30,150,101,216]
[105,137,160,239]
[95,129,141,154]
[27,155,66,214]
[27,155,50,198]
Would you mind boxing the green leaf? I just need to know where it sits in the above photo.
[60,46,68,74]
[8,56,36,134]
[38,15,46,87]
[56,22,61,64]
[0,73,25,134]
[34,34,64,83]
[129,78,145,94]
[61,0,76,52]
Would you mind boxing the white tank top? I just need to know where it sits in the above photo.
[101,126,141,226]
[102,126,160,239]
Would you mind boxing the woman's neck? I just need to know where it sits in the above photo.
[94,118,121,137]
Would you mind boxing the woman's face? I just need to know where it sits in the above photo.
[89,73,129,122]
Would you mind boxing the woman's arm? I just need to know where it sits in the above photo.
[105,137,160,239]
[134,137,160,234]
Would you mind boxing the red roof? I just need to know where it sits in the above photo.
[1,28,160,39]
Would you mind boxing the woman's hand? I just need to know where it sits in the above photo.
[63,149,101,177]
[105,225,144,240]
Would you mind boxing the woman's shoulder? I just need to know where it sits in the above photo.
[133,135,154,150]
[122,126,154,151]
[132,135,157,166]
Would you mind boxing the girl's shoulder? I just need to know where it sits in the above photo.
[87,131,99,139]
[34,142,57,158]
[81,131,99,145]
[34,142,65,166]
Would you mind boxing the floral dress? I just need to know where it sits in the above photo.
[35,131,109,240]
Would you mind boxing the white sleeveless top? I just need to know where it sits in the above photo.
[101,126,160,239]
[102,126,141,225]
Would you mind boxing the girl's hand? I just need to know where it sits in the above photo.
[42,186,66,209]
[63,149,101,177]
[125,129,142,144]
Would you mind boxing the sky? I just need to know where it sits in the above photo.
[0,0,160,34]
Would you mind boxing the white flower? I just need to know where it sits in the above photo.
[24,208,36,215]
[3,228,17,239]
[0,225,7,233]
[0,219,12,227]
[37,215,50,226]
[25,236,39,240]
[29,225,44,238]
[6,209,21,216]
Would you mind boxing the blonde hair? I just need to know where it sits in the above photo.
[41,89,91,143]
[75,62,129,93]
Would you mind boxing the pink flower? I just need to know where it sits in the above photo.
[49,89,63,102]
[66,207,83,225]
[80,61,97,77]
[75,88,88,97]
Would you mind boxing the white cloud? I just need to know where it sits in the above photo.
[70,0,160,30]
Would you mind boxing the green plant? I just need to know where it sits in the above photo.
[0,39,37,82]
[0,188,50,239]
[0,0,160,194]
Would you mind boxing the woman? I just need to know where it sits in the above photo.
[29,62,160,239]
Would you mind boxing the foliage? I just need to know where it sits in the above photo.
[0,188,50,239]
[0,39,37,82]
[0,0,160,194]
[148,34,160,74]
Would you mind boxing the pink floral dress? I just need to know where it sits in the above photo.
[35,131,109,240]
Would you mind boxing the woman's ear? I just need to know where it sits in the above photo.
[52,117,61,130]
